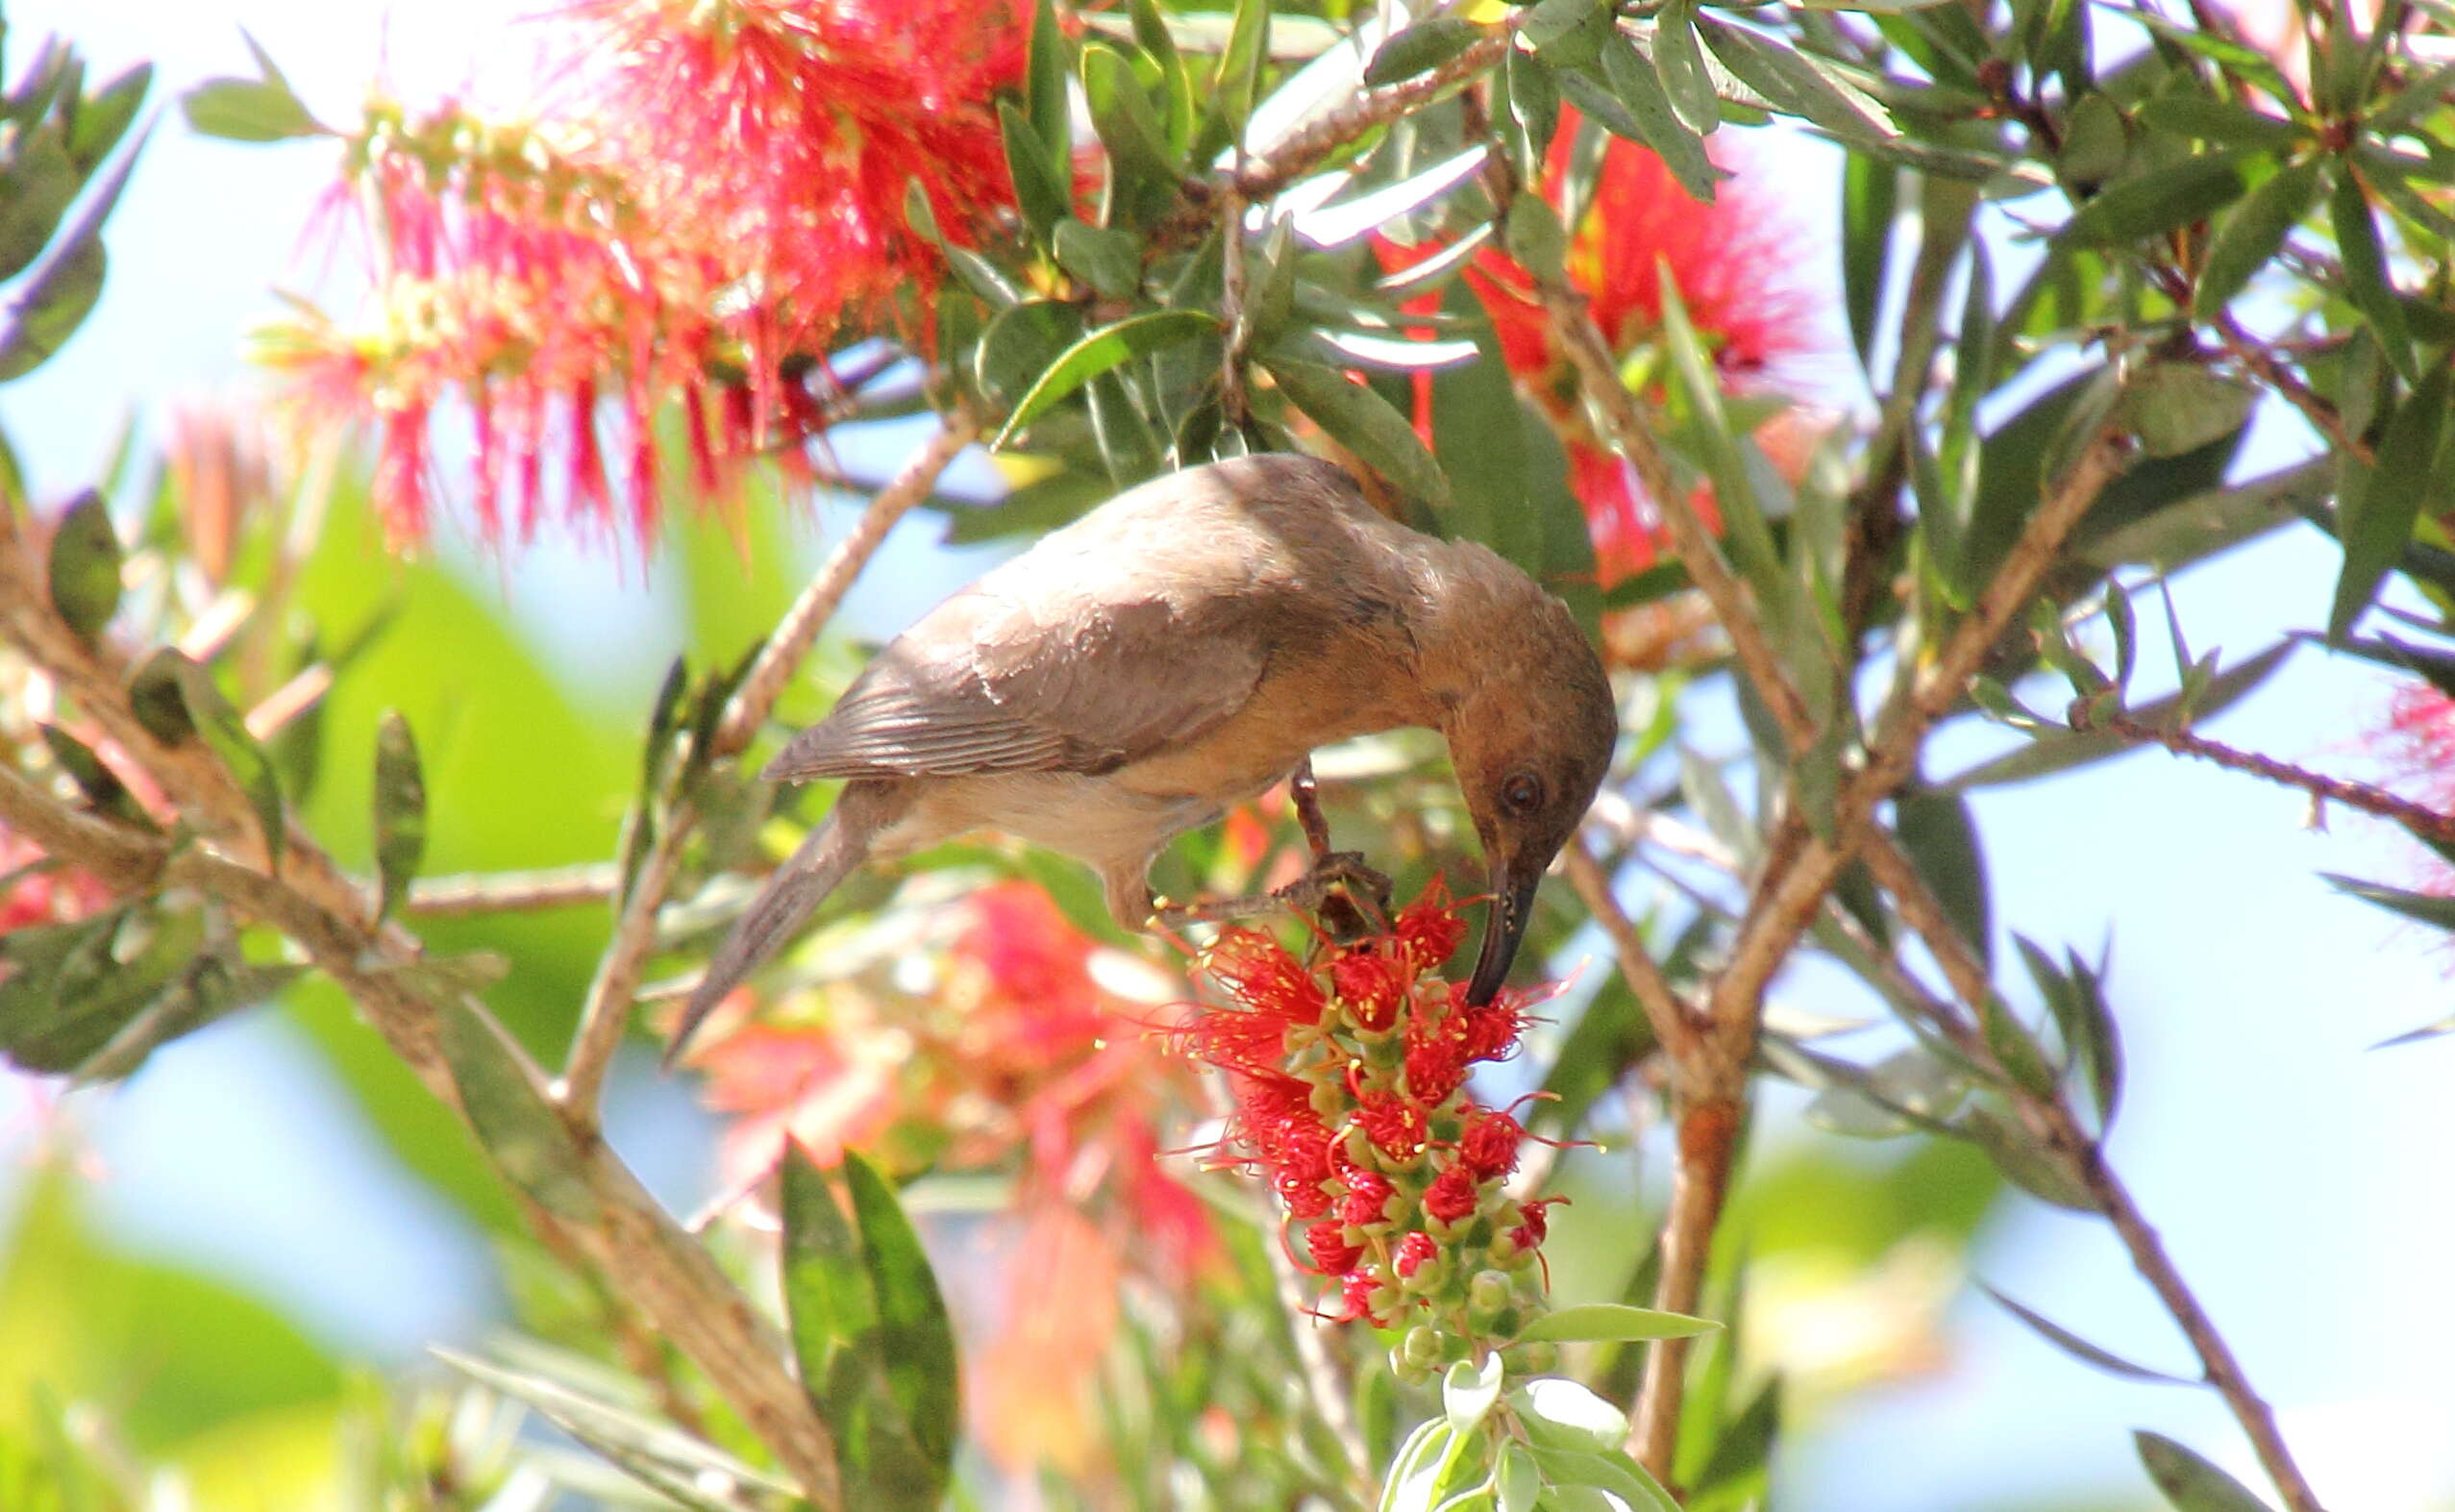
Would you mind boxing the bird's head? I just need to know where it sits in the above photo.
[1426,557,1618,1005]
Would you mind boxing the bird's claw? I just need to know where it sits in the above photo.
[1150,851,1393,939]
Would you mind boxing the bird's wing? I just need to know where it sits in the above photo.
[763,585,1273,781]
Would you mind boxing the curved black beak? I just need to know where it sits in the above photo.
[1465,864,1543,1005]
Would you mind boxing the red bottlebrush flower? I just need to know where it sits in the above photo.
[1379,113,1822,588]
[1424,1162,1481,1225]
[2379,683,2455,816]
[279,0,1029,553]
[1458,1106,1524,1182]
[1179,884,1555,1342]
[0,829,112,934]
[1330,950,1405,1032]
[1305,1219,1366,1277]
[1460,995,1528,1064]
[1512,1196,1567,1252]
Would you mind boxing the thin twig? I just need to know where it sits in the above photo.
[714,409,980,760]
[1563,838,1697,1056]
[562,411,980,1114]
[2070,702,2455,846]
[406,863,620,916]
[1225,32,1511,208]
[2053,1103,2328,1512]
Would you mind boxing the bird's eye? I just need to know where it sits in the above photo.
[1500,770,1545,814]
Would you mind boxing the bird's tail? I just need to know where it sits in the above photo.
[662,808,872,1068]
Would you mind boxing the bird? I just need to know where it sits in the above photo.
[664,452,1618,1065]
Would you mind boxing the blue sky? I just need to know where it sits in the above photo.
[3,4,2451,1509]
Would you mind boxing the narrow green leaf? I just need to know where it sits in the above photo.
[1265,356,1449,504]
[1027,0,1072,174]
[2133,92,2305,148]
[126,648,196,745]
[437,1000,600,1221]
[2119,364,2259,459]
[1654,2,1720,137]
[2321,873,2455,932]
[0,236,103,380]
[44,490,121,644]
[999,103,1071,241]
[1505,192,1570,284]
[1943,641,2294,790]
[840,1153,959,1497]
[1193,0,1270,163]
[2135,1431,2276,1512]
[372,711,426,922]
[1525,0,1613,63]
[1366,18,1487,87]
[2195,157,2321,318]
[1963,1106,2099,1211]
[781,1149,869,1390]
[976,299,1085,404]
[2062,152,2249,246]
[67,62,151,172]
[0,127,77,282]
[1697,18,1897,145]
[2332,168,2417,382]
[993,309,1213,446]
[1896,787,1990,967]
[1054,216,1142,299]
[1656,273,1783,611]
[1500,46,1561,183]
[1842,154,1897,368]
[1596,32,1718,201]
[1082,41,1179,229]
[1979,1282,2197,1384]
[1516,1303,1721,1344]
[2329,363,2450,639]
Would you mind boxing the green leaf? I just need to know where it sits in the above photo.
[2329,363,2450,640]
[1522,1446,1680,1512]
[2135,1431,2276,1512]
[1510,1378,1629,1455]
[1525,0,1613,64]
[1054,216,1142,300]
[2332,168,2416,382]
[1517,1303,1721,1344]
[137,649,285,867]
[994,310,1216,447]
[1497,1443,1540,1512]
[1082,42,1180,229]
[2320,873,2455,932]
[1962,1106,2097,1210]
[2119,364,2259,459]
[436,1348,790,1511]
[1264,356,1449,504]
[67,62,152,173]
[1596,32,1718,201]
[1193,0,1270,165]
[2195,157,2322,318]
[2133,92,2305,148]
[840,1153,959,1491]
[1443,1352,1505,1434]
[2062,152,2249,246]
[436,999,601,1221]
[1944,640,2294,790]
[1500,46,1562,182]
[1653,2,1720,137]
[0,126,77,282]
[784,1150,959,1509]
[1979,1282,2197,1384]
[1895,787,1990,967]
[976,299,1085,404]
[1697,18,1897,147]
[999,103,1072,241]
[44,489,120,644]
[1505,192,1571,285]
[372,710,426,922]
[0,235,102,380]
[1026,0,1072,175]
[76,959,307,1084]
[1842,154,1897,368]
[1365,18,1486,87]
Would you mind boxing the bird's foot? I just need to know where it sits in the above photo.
[1151,852,1393,939]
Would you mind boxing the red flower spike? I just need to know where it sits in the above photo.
[1460,996,1528,1064]
[1336,1273,1387,1326]
[1394,1229,1440,1280]
[1204,928,1330,1028]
